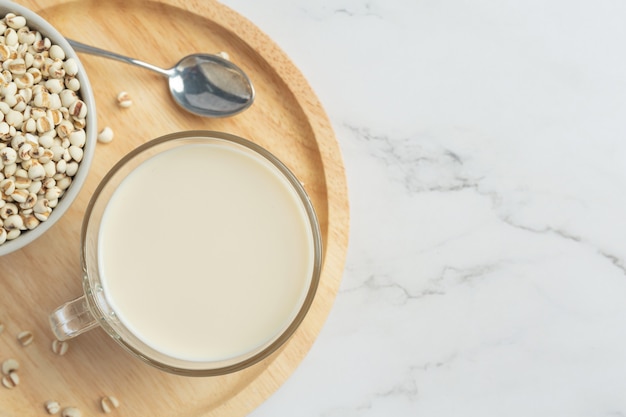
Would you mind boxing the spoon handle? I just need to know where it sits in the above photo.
[66,39,171,77]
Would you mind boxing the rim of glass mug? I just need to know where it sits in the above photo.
[50,130,323,376]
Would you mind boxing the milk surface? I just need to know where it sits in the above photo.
[98,142,315,362]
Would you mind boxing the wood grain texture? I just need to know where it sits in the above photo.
[0,1,349,416]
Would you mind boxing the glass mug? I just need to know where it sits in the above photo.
[50,131,322,376]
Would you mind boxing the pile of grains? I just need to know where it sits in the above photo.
[0,12,89,245]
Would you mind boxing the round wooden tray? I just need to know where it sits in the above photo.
[0,1,349,416]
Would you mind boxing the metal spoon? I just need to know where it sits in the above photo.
[67,39,255,117]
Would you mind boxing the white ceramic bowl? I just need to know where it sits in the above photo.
[0,1,97,256]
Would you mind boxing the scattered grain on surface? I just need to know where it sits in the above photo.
[16,330,33,346]
[100,395,120,413]
[44,400,61,415]
[1,358,18,374]
[51,339,69,355]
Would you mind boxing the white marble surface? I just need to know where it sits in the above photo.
[220,0,626,415]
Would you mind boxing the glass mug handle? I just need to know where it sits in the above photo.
[49,295,99,341]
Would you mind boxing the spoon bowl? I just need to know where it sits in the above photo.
[67,39,255,118]
[170,54,255,117]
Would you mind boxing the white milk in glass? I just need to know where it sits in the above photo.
[97,142,315,362]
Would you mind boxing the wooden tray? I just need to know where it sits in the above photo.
[0,0,349,416]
